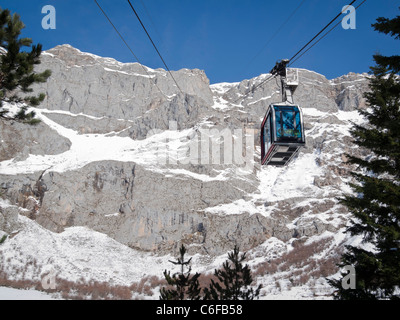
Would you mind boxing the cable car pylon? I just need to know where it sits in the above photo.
[260,59,306,166]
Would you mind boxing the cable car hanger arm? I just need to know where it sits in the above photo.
[270,59,298,104]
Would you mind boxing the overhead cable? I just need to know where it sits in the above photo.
[94,0,168,99]
[288,0,357,63]
[237,0,362,103]
[126,0,184,95]
[289,0,367,67]
[242,0,307,72]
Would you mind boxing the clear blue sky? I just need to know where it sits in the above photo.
[1,0,398,84]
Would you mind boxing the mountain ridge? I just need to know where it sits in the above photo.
[0,44,370,298]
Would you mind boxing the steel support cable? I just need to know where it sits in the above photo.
[233,73,277,104]
[94,0,168,99]
[288,0,367,67]
[138,0,164,44]
[288,0,358,63]
[126,0,184,95]
[242,0,307,72]
[236,0,360,104]
[250,74,277,93]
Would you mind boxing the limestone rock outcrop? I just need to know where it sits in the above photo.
[0,44,371,256]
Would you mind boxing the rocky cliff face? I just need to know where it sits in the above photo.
[32,45,214,139]
[0,45,371,260]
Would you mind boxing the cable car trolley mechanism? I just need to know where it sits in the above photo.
[260,59,305,166]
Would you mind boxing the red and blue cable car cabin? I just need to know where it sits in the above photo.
[260,103,305,166]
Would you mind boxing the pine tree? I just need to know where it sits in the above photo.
[203,245,261,300]
[329,10,400,300]
[0,7,51,124]
[159,244,201,300]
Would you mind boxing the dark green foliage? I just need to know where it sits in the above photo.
[159,244,201,300]
[372,13,400,74]
[0,7,51,124]
[330,9,400,300]
[203,245,261,300]
[0,234,6,244]
[160,245,261,300]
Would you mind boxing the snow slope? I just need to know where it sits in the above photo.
[0,212,346,299]
[0,100,365,299]
[0,286,57,300]
[0,45,371,299]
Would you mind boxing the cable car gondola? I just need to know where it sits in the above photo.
[260,59,305,166]
[260,103,305,166]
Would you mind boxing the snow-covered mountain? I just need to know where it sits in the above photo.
[0,44,371,299]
